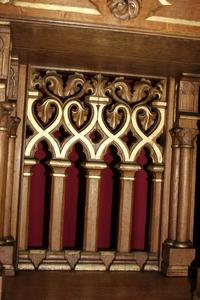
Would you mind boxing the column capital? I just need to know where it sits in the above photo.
[175,127,199,148]
[49,159,71,176]
[83,161,107,170]
[119,163,141,172]
[8,116,20,137]
[0,102,13,129]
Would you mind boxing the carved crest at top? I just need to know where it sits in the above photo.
[107,0,142,20]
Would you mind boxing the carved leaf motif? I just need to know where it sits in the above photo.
[106,106,123,130]
[137,109,156,132]
[36,102,56,125]
[44,72,64,97]
[106,77,132,103]
[32,71,64,98]
[64,73,86,98]
[132,79,152,102]
[71,105,88,128]
[88,74,108,97]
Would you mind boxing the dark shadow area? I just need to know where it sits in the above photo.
[109,145,121,250]
[74,143,87,249]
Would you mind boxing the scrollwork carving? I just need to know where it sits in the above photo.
[106,78,163,106]
[107,0,142,20]
[28,69,166,163]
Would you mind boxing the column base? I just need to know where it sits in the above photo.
[75,252,106,271]
[110,252,140,271]
[162,243,195,276]
[0,242,15,276]
[38,251,71,270]
[143,253,159,271]
[18,251,35,270]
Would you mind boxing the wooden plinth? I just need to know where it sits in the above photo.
[162,244,195,277]
[110,252,140,271]
[143,253,159,271]
[75,252,106,271]
[0,243,15,276]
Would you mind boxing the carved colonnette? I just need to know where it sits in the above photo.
[17,67,167,271]
[0,22,21,276]
[162,76,200,276]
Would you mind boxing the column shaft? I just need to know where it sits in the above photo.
[83,162,106,252]
[0,103,13,242]
[174,128,198,248]
[148,164,164,254]
[48,160,71,251]
[18,159,37,250]
[3,117,20,239]
[117,164,141,253]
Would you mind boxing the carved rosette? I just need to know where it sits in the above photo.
[26,69,166,164]
[107,0,142,20]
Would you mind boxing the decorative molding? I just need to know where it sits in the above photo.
[146,16,200,27]
[0,0,101,15]
[107,0,142,20]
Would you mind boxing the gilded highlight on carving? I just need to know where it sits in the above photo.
[26,69,167,163]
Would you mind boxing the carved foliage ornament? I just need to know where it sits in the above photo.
[107,0,142,20]
[26,70,166,163]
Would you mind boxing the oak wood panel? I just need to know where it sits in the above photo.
[10,23,200,77]
[0,0,200,38]
[5,271,192,300]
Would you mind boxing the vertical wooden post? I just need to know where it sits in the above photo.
[174,128,198,248]
[144,164,164,271]
[76,161,106,271]
[148,164,164,254]
[162,76,199,276]
[117,164,141,252]
[3,116,20,241]
[165,128,181,246]
[0,103,13,243]
[110,164,141,271]
[18,159,37,250]
[83,162,106,252]
[48,160,71,251]
[0,22,12,247]
[11,64,27,240]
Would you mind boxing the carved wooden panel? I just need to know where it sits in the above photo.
[25,69,167,163]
